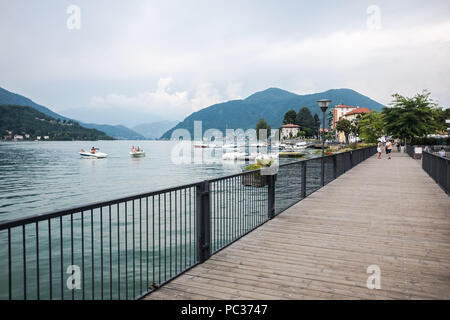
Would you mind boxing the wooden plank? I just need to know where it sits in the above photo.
[144,151,450,300]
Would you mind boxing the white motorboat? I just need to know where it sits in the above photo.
[222,151,246,160]
[130,150,146,157]
[222,144,238,150]
[194,142,208,148]
[79,151,108,158]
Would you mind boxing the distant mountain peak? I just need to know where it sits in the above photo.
[245,87,297,101]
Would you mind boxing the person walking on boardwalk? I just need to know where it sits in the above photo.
[386,140,392,160]
[377,141,382,159]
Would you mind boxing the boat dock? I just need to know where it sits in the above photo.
[144,151,450,300]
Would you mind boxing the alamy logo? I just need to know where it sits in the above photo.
[366,5,382,30]
[366,265,381,290]
[66,265,81,290]
[67,5,81,30]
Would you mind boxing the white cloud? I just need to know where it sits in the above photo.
[90,78,244,118]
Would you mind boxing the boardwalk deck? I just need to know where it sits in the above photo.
[144,151,450,300]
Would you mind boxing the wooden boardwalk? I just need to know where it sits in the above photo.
[144,151,450,300]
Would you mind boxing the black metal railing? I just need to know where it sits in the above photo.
[406,145,416,158]
[0,146,376,300]
[422,151,450,195]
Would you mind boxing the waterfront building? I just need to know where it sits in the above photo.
[336,107,371,143]
[280,124,301,140]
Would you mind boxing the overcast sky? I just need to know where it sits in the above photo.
[1,0,450,126]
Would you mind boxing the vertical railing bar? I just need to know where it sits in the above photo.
[132,200,135,299]
[109,205,112,300]
[70,214,74,300]
[125,202,128,299]
[36,221,40,300]
[91,209,94,300]
[146,197,149,292]
[169,192,172,278]
[164,193,167,282]
[152,196,155,285]
[189,188,192,266]
[158,194,161,284]
[184,188,187,268]
[139,198,142,296]
[100,207,104,300]
[117,203,120,300]
[48,220,52,300]
[8,228,12,300]
[59,217,63,300]
[81,211,85,300]
[175,190,178,275]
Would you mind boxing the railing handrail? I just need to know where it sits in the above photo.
[423,150,450,160]
[0,145,375,230]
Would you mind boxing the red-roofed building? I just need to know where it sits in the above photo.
[330,105,357,130]
[343,107,370,118]
[335,107,371,143]
[280,124,301,140]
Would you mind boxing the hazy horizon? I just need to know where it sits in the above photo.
[1,0,450,126]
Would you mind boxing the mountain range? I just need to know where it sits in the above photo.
[161,88,386,139]
[0,87,172,140]
[1,86,386,141]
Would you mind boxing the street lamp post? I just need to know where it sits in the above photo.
[317,99,331,187]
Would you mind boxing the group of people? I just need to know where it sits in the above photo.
[131,146,142,153]
[377,139,394,160]
[80,147,96,154]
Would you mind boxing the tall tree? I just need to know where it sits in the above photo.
[313,113,321,138]
[295,107,315,136]
[336,119,353,144]
[357,111,385,143]
[256,118,271,140]
[282,110,297,125]
[383,90,439,143]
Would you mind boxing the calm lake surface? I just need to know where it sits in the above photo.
[0,140,325,300]
[0,140,317,222]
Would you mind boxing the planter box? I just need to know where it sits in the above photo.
[241,169,278,187]
[242,172,268,187]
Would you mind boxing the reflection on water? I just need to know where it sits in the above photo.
[0,141,317,222]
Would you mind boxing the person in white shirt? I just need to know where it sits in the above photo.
[439,147,446,157]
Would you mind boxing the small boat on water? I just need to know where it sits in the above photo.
[222,151,246,160]
[79,149,108,159]
[222,144,238,150]
[130,150,145,157]
[194,142,208,148]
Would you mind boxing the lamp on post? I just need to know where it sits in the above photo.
[317,99,331,186]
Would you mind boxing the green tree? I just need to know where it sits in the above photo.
[432,107,450,133]
[357,111,385,143]
[295,107,315,136]
[256,118,271,140]
[283,110,297,125]
[313,113,320,138]
[336,119,353,144]
[383,91,439,143]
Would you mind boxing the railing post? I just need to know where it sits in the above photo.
[301,161,307,198]
[321,157,325,187]
[446,158,450,195]
[350,151,353,168]
[333,155,337,180]
[196,181,211,263]
[267,175,275,220]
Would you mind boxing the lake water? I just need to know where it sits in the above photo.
[0,140,323,300]
[0,140,318,222]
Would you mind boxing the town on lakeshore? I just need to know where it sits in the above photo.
[0,0,449,309]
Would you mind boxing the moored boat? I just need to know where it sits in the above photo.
[130,150,146,157]
[79,150,108,158]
